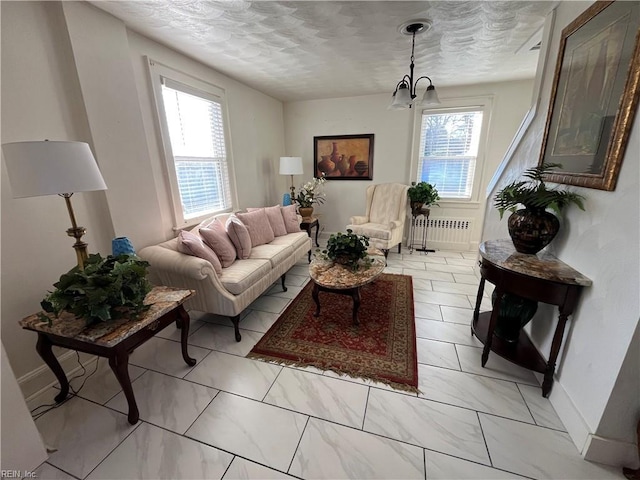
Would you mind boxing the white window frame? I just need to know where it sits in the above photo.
[410,96,493,207]
[147,57,237,228]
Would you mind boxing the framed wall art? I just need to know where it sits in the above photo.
[539,0,640,190]
[313,134,374,180]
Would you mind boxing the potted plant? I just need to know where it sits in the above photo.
[41,253,152,326]
[319,229,371,271]
[295,175,326,219]
[494,162,585,254]
[407,181,440,215]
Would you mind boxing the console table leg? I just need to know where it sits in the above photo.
[472,277,486,335]
[36,333,69,403]
[108,351,139,424]
[542,311,570,397]
[312,283,321,317]
[482,289,503,367]
[177,307,196,366]
[314,223,320,247]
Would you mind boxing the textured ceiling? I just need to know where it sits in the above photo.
[91,1,557,102]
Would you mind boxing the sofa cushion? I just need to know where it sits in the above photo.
[226,215,252,259]
[281,204,301,233]
[270,232,310,251]
[219,258,271,295]
[199,219,237,268]
[176,230,222,274]
[249,244,292,268]
[248,205,287,237]
[237,209,275,247]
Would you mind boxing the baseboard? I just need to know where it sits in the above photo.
[583,434,639,469]
[18,350,96,400]
[534,371,591,453]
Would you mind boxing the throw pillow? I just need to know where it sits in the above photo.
[248,205,287,237]
[177,230,222,274]
[226,215,252,259]
[237,209,275,247]
[281,204,301,233]
[199,219,237,268]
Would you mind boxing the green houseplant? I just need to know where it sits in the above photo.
[320,229,371,271]
[41,253,152,326]
[407,181,440,215]
[494,162,585,254]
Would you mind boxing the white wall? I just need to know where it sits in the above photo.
[283,79,534,249]
[1,1,113,382]
[482,0,640,464]
[1,1,285,395]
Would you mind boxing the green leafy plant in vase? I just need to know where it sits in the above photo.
[407,181,440,215]
[41,253,152,326]
[494,162,585,254]
[319,229,371,271]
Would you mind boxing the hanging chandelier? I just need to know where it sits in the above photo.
[389,19,440,110]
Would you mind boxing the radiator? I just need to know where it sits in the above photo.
[410,217,473,247]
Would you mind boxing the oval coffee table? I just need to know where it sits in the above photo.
[309,256,385,325]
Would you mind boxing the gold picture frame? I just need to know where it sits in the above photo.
[539,0,640,190]
[313,134,374,180]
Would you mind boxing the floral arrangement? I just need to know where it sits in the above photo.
[295,175,327,208]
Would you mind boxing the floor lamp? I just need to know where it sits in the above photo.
[279,156,303,205]
[2,141,107,270]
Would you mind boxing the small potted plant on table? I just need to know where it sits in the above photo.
[407,181,440,216]
[295,176,326,220]
[319,229,371,271]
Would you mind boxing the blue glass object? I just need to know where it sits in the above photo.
[112,236,136,256]
[282,193,292,206]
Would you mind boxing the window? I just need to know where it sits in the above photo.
[149,59,234,226]
[416,109,484,200]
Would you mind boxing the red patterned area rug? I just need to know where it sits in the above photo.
[247,273,418,393]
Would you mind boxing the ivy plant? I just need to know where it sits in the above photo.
[319,229,371,271]
[41,253,152,326]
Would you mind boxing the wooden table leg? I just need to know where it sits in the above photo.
[542,310,570,397]
[108,350,139,424]
[312,283,321,317]
[177,307,196,366]
[482,288,503,367]
[472,277,486,335]
[350,287,361,325]
[36,333,69,403]
[313,222,320,247]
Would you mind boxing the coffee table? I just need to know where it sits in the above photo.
[309,256,385,325]
[19,286,196,424]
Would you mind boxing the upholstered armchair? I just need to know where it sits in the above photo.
[346,183,409,257]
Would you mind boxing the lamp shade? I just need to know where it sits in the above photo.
[1,141,107,198]
[390,84,412,109]
[419,85,441,106]
[279,156,303,175]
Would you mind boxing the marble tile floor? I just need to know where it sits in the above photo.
[27,250,624,480]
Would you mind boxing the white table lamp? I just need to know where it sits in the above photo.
[2,140,107,269]
[279,156,303,200]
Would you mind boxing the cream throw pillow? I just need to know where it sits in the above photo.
[281,204,301,233]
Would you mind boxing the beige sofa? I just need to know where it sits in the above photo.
[139,213,311,342]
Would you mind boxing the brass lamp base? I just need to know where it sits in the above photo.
[289,175,296,202]
[62,193,89,270]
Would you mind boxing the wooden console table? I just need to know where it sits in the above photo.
[20,286,196,424]
[472,239,591,397]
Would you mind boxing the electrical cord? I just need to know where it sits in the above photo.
[30,352,101,421]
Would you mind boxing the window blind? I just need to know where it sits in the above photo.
[416,110,483,199]
[161,81,232,219]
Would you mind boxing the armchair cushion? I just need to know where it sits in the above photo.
[349,215,369,225]
[347,223,392,240]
